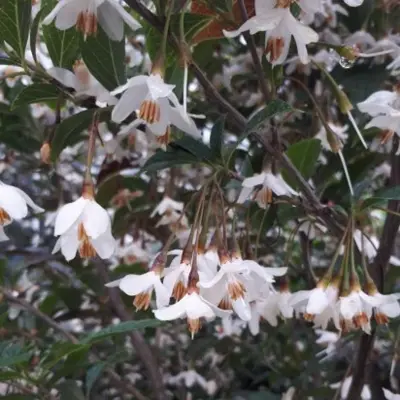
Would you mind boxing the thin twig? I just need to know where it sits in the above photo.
[237,0,271,102]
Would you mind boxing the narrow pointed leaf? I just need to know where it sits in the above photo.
[0,0,31,59]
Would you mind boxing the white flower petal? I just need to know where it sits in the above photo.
[119,272,157,296]
[0,184,29,220]
[47,67,80,90]
[54,197,87,236]
[82,200,110,239]
[153,295,189,320]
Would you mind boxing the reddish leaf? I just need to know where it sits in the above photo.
[191,0,255,44]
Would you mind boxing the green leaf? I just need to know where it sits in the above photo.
[210,116,225,160]
[283,139,321,188]
[41,343,90,370]
[172,136,214,163]
[0,0,31,59]
[0,341,32,367]
[81,26,126,91]
[41,0,80,68]
[12,83,60,108]
[361,185,400,209]
[51,109,110,160]
[30,8,44,65]
[58,381,85,400]
[142,148,199,173]
[86,362,106,397]
[81,319,163,344]
[0,396,37,400]
[0,56,21,66]
[244,99,292,135]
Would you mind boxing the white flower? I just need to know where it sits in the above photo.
[167,370,217,395]
[52,195,116,261]
[106,269,170,310]
[298,218,327,239]
[43,0,141,41]
[117,240,150,264]
[353,230,400,266]
[0,182,43,228]
[153,290,231,337]
[223,0,319,65]
[383,388,400,399]
[200,255,287,321]
[315,123,348,152]
[238,170,298,208]
[290,283,340,330]
[337,289,380,333]
[362,289,400,325]
[151,196,184,218]
[47,61,117,106]
[162,249,214,301]
[111,73,200,139]
[358,90,400,137]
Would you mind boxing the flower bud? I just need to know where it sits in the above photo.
[40,142,51,164]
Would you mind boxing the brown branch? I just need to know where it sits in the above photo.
[346,138,400,400]
[0,288,149,400]
[237,0,271,102]
[95,260,165,400]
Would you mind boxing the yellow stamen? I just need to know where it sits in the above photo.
[78,223,96,258]
[139,100,161,124]
[0,208,11,225]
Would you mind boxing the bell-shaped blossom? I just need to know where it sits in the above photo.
[106,269,170,310]
[43,0,141,41]
[223,0,319,65]
[362,289,400,325]
[0,182,43,228]
[358,89,400,138]
[111,73,200,139]
[163,249,215,301]
[337,288,380,334]
[53,195,115,261]
[238,170,298,208]
[153,289,231,337]
[47,61,116,106]
[200,255,287,321]
[290,283,340,330]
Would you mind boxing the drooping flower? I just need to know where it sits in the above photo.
[290,281,341,330]
[237,170,298,208]
[52,191,116,261]
[106,254,170,310]
[357,88,400,141]
[47,61,117,106]
[337,288,380,334]
[223,0,319,65]
[200,252,287,321]
[43,0,141,41]
[111,73,200,142]
[153,288,231,338]
[0,182,43,227]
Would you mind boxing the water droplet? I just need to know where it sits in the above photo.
[339,56,355,69]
